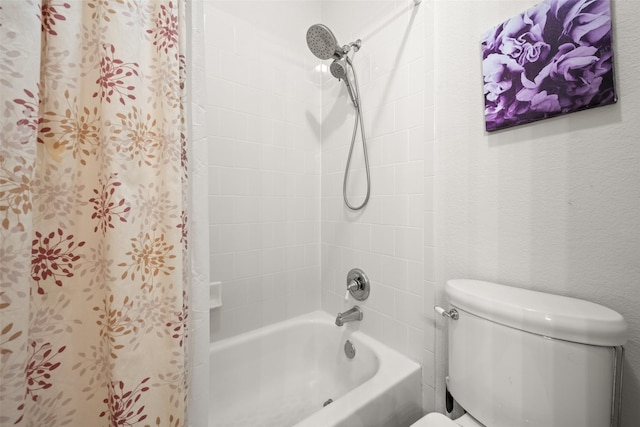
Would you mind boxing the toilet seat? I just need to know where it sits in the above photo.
[410,412,485,427]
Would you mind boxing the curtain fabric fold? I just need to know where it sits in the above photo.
[1,1,191,425]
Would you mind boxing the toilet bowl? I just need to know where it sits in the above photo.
[410,413,483,427]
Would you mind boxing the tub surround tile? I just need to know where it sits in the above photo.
[206,1,322,342]
[206,0,436,416]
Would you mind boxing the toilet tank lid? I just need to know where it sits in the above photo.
[446,279,627,346]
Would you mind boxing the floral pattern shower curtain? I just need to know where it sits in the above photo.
[1,1,190,425]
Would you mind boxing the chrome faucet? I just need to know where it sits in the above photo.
[335,306,363,326]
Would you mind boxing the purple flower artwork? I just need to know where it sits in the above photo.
[482,0,617,132]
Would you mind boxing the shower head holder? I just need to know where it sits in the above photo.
[343,39,361,54]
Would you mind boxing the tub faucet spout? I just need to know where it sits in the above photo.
[335,306,363,326]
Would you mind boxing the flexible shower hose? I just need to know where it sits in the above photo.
[342,55,370,211]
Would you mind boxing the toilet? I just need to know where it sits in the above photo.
[412,279,628,427]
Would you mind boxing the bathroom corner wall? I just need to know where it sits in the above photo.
[319,0,436,412]
[434,1,640,425]
[204,1,323,341]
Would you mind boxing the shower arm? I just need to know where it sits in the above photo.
[339,39,361,57]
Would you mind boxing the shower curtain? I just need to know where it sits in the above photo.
[0,1,207,425]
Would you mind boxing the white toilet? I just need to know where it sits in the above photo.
[412,279,628,427]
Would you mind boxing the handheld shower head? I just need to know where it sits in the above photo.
[306,24,341,60]
[331,59,358,108]
[329,59,348,81]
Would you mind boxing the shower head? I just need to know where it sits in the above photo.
[306,24,341,60]
[330,59,348,81]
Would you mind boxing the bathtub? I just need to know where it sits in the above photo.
[209,311,423,427]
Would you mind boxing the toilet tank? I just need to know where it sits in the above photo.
[445,279,627,427]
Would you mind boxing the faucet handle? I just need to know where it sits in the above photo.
[346,268,370,301]
[345,279,359,300]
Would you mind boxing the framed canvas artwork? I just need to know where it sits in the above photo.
[481,0,617,132]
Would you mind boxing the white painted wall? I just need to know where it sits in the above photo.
[434,0,640,425]
[204,1,323,341]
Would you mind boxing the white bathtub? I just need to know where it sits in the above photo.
[209,311,423,427]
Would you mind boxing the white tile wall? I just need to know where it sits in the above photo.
[320,0,435,413]
[205,1,323,341]
[204,0,436,415]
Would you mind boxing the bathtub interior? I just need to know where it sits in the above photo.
[210,313,381,427]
